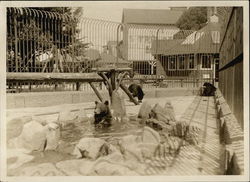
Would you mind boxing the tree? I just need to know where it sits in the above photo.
[176,7,208,31]
[7,7,86,72]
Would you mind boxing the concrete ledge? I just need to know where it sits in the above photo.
[7,88,199,109]
[215,89,244,175]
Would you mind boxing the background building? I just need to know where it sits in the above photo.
[151,13,220,84]
[122,8,186,75]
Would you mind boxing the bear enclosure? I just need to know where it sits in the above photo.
[5,7,245,177]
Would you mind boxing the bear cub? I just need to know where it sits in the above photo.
[94,100,112,127]
[201,82,216,96]
[128,83,145,103]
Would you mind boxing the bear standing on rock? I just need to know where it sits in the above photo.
[94,100,112,127]
[128,83,145,103]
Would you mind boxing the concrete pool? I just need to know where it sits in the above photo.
[6,96,224,176]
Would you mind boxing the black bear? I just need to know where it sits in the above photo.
[128,83,145,103]
[202,82,216,96]
[94,100,112,127]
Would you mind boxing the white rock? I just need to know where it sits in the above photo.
[164,101,176,122]
[79,160,97,175]
[119,135,141,148]
[7,116,32,141]
[58,109,77,126]
[56,159,86,176]
[111,89,127,120]
[93,161,138,176]
[123,160,146,175]
[7,148,34,170]
[31,116,47,126]
[138,142,158,159]
[123,147,144,163]
[72,138,106,159]
[18,163,64,176]
[97,151,124,164]
[17,121,47,151]
[142,126,161,144]
[138,102,152,119]
[44,122,60,150]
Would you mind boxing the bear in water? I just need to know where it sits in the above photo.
[128,83,145,103]
[202,82,216,96]
[94,100,112,127]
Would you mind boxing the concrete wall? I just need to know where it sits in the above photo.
[6,88,199,109]
[215,89,244,175]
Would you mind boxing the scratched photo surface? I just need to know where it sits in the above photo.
[0,1,249,182]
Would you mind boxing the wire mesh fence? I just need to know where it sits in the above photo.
[7,7,221,93]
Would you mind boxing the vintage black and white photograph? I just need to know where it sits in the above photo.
[0,0,249,181]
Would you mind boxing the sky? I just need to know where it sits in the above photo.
[79,1,172,22]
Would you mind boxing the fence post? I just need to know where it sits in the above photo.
[14,14,18,72]
[76,82,80,91]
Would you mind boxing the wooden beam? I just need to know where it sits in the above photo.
[120,83,139,105]
[92,67,132,72]
[98,72,112,97]
[6,72,103,82]
[89,82,103,102]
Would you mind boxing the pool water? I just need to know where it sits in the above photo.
[60,116,143,143]
[7,116,144,176]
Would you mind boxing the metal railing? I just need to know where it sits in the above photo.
[7,7,221,93]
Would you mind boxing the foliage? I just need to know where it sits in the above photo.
[7,7,92,72]
[176,7,208,31]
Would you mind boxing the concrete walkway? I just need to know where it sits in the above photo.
[143,96,224,175]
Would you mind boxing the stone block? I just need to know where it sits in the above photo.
[14,121,47,151]
[142,126,161,145]
[72,137,106,159]
[219,103,231,118]
[138,101,152,119]
[18,163,64,176]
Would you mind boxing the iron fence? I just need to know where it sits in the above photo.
[126,23,220,88]
[7,8,130,73]
[7,7,221,93]
[7,8,78,73]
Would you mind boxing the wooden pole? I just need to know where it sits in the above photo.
[110,69,116,91]
[120,83,139,105]
[89,82,103,102]
[98,72,112,97]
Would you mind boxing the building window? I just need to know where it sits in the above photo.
[168,56,176,70]
[188,54,195,69]
[178,55,185,69]
[201,54,212,69]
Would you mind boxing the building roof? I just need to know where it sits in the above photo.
[98,53,130,64]
[122,9,184,25]
[151,22,221,55]
[151,39,184,54]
